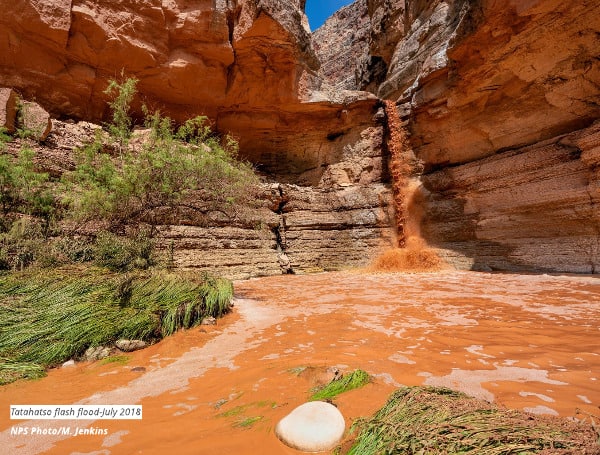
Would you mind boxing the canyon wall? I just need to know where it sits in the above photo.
[1,109,394,279]
[4,0,600,274]
[315,0,600,273]
[0,0,382,184]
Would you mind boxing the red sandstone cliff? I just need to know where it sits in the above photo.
[0,0,382,184]
[4,0,600,273]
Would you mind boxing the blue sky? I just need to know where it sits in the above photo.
[305,0,354,31]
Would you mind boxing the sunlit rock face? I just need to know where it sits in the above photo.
[0,0,315,121]
[0,0,384,183]
[312,0,370,91]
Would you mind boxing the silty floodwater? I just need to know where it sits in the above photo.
[1,271,599,454]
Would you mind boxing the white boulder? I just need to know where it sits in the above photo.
[275,401,345,452]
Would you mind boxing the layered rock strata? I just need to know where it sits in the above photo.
[1,112,394,280]
[160,182,393,279]
[317,0,600,166]
[312,0,369,90]
[420,122,600,273]
[314,0,600,273]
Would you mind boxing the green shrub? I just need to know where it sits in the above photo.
[51,236,95,264]
[0,147,55,228]
[93,230,155,272]
[0,218,45,271]
[0,127,10,150]
[104,75,138,151]
[63,78,259,229]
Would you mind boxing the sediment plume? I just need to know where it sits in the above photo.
[368,237,444,273]
[373,101,445,272]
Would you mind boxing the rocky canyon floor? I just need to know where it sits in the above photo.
[1,271,599,454]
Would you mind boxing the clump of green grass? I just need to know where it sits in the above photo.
[0,358,45,385]
[216,401,276,419]
[99,355,130,366]
[216,400,276,430]
[310,369,370,401]
[217,405,249,418]
[233,416,264,429]
[346,386,598,455]
[0,268,233,384]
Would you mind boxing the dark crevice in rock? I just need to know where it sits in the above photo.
[272,184,294,274]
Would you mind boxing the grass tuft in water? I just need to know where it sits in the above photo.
[310,369,370,401]
[0,268,233,384]
[0,359,45,385]
[99,355,130,366]
[346,386,597,455]
[233,416,264,429]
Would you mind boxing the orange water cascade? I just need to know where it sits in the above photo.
[372,101,444,272]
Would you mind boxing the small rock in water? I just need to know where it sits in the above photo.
[115,339,147,352]
[84,346,111,361]
[61,360,76,368]
[130,367,146,373]
[275,401,345,452]
[201,317,217,326]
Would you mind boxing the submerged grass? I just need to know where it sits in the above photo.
[310,369,370,401]
[233,416,264,429]
[0,268,233,385]
[99,355,130,366]
[347,386,599,455]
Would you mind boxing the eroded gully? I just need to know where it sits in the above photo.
[1,271,599,454]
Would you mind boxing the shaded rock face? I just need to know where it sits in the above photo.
[420,122,600,273]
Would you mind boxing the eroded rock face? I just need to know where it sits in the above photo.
[313,0,600,273]
[159,182,394,280]
[0,0,315,121]
[420,122,600,273]
[312,0,369,91]
[1,1,388,182]
[340,0,600,168]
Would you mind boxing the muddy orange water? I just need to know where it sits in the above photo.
[1,271,599,454]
